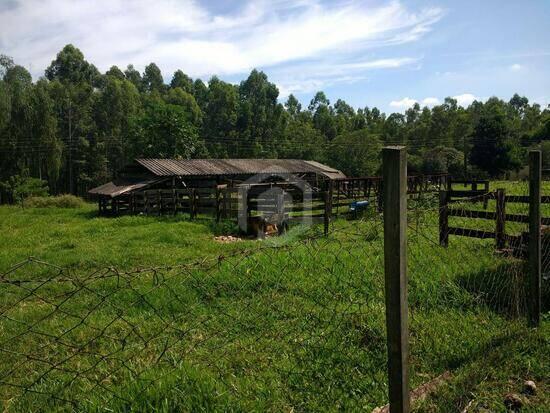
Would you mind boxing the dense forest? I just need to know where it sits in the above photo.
[1,44,549,202]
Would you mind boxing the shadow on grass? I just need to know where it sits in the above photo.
[457,260,550,317]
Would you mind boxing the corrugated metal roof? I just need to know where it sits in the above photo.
[135,159,345,178]
[88,177,161,198]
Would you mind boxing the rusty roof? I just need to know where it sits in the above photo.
[88,177,162,198]
[134,159,345,178]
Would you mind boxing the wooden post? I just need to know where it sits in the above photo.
[189,189,195,219]
[172,178,177,215]
[238,186,248,233]
[439,190,449,247]
[157,189,162,216]
[215,188,221,222]
[495,188,506,250]
[377,180,384,213]
[528,150,541,328]
[336,181,341,215]
[324,190,330,236]
[382,146,410,413]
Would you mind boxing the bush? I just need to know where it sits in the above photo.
[23,194,85,209]
[10,176,49,204]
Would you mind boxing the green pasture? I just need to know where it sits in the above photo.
[0,183,548,411]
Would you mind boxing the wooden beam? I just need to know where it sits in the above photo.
[528,150,541,328]
[495,188,506,249]
[448,227,496,239]
[439,190,449,247]
[382,146,410,413]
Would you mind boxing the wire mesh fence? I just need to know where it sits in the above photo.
[1,163,548,411]
[405,178,549,410]
[0,209,391,411]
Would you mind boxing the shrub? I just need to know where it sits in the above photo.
[11,176,49,204]
[23,194,85,209]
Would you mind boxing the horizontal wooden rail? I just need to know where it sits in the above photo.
[450,190,492,198]
[448,227,496,239]
[448,208,495,220]
[505,195,550,204]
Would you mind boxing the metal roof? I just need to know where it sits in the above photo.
[88,177,162,198]
[134,159,345,179]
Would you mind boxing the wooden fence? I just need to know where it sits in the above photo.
[329,174,449,216]
[439,179,550,256]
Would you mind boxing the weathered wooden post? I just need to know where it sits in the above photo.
[383,146,410,413]
[238,185,248,233]
[336,181,341,215]
[528,150,541,327]
[324,190,330,236]
[495,188,506,250]
[157,189,162,216]
[215,188,221,223]
[439,190,449,247]
[189,189,195,219]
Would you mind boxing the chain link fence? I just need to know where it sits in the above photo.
[1,150,548,412]
[1,212,391,411]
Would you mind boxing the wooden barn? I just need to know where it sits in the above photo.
[88,158,345,217]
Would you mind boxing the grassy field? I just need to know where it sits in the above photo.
[0,187,548,412]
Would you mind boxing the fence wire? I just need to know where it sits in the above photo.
[0,205,390,412]
[406,181,549,411]
[1,182,548,412]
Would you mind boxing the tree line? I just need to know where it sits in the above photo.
[1,44,549,202]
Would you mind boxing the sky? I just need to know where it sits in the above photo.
[0,0,549,113]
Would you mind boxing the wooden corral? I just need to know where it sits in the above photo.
[90,160,450,237]
[439,178,550,255]
[329,174,449,216]
[89,158,345,218]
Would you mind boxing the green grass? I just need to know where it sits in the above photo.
[0,204,255,272]
[0,194,548,412]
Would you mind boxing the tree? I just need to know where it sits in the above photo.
[309,91,337,140]
[279,119,325,161]
[142,63,165,93]
[470,98,522,177]
[192,79,209,110]
[285,94,301,118]
[327,130,382,176]
[124,64,142,90]
[238,69,283,156]
[31,80,61,189]
[95,77,141,175]
[170,70,193,93]
[131,100,206,159]
[105,65,125,80]
[422,146,463,175]
[203,77,238,157]
[0,54,15,78]
[165,88,202,125]
[45,44,100,86]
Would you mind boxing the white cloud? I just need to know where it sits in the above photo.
[453,93,478,107]
[510,63,522,71]
[274,57,419,98]
[390,97,417,109]
[389,96,442,110]
[0,0,443,85]
[421,97,440,106]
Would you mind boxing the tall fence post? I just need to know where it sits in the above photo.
[528,150,541,327]
[495,188,506,250]
[439,190,449,247]
[383,146,410,413]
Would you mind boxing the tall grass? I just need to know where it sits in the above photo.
[0,186,548,411]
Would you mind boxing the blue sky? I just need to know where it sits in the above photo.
[0,0,548,112]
